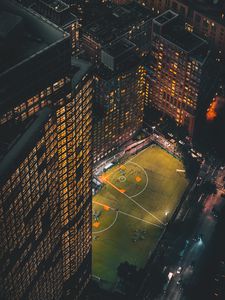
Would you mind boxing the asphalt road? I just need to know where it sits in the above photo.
[159,167,225,300]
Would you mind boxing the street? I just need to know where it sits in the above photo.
[159,167,225,300]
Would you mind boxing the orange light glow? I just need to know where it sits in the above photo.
[103,205,110,211]
[102,176,126,194]
[93,222,100,228]
[135,176,142,182]
[206,99,217,121]
[99,174,108,182]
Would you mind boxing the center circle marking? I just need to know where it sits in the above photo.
[119,176,126,182]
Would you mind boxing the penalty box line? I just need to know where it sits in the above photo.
[93,201,163,229]
[103,177,166,226]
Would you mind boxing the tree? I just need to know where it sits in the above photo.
[117,261,137,283]
[177,144,200,180]
[146,264,167,298]
[117,262,143,298]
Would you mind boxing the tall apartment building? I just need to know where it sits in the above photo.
[139,0,225,59]
[93,39,145,163]
[0,1,93,299]
[146,10,215,135]
[82,2,153,63]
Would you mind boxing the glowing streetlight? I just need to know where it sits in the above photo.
[197,238,203,246]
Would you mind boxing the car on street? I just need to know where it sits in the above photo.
[193,234,203,242]
[212,207,219,218]
[176,279,182,285]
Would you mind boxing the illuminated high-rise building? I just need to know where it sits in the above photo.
[146,10,215,135]
[0,1,93,299]
[93,39,145,162]
[169,0,225,59]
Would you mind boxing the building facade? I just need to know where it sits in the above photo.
[82,2,153,63]
[139,0,225,59]
[93,39,145,163]
[0,1,93,299]
[145,10,214,135]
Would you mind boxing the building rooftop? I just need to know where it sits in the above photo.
[39,0,69,13]
[97,51,140,81]
[190,43,210,64]
[60,12,78,27]
[154,10,178,25]
[0,11,23,40]
[71,58,92,88]
[157,11,208,54]
[0,0,68,76]
[34,0,78,27]
[83,2,153,45]
[163,26,206,52]
[103,38,136,58]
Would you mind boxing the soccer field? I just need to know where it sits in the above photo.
[92,145,189,289]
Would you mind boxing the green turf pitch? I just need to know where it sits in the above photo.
[92,145,189,289]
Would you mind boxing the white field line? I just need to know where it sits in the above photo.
[96,144,166,227]
[128,161,149,198]
[93,211,119,234]
[95,178,166,226]
[126,146,150,163]
[93,201,163,230]
[118,210,163,229]
[122,189,166,226]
